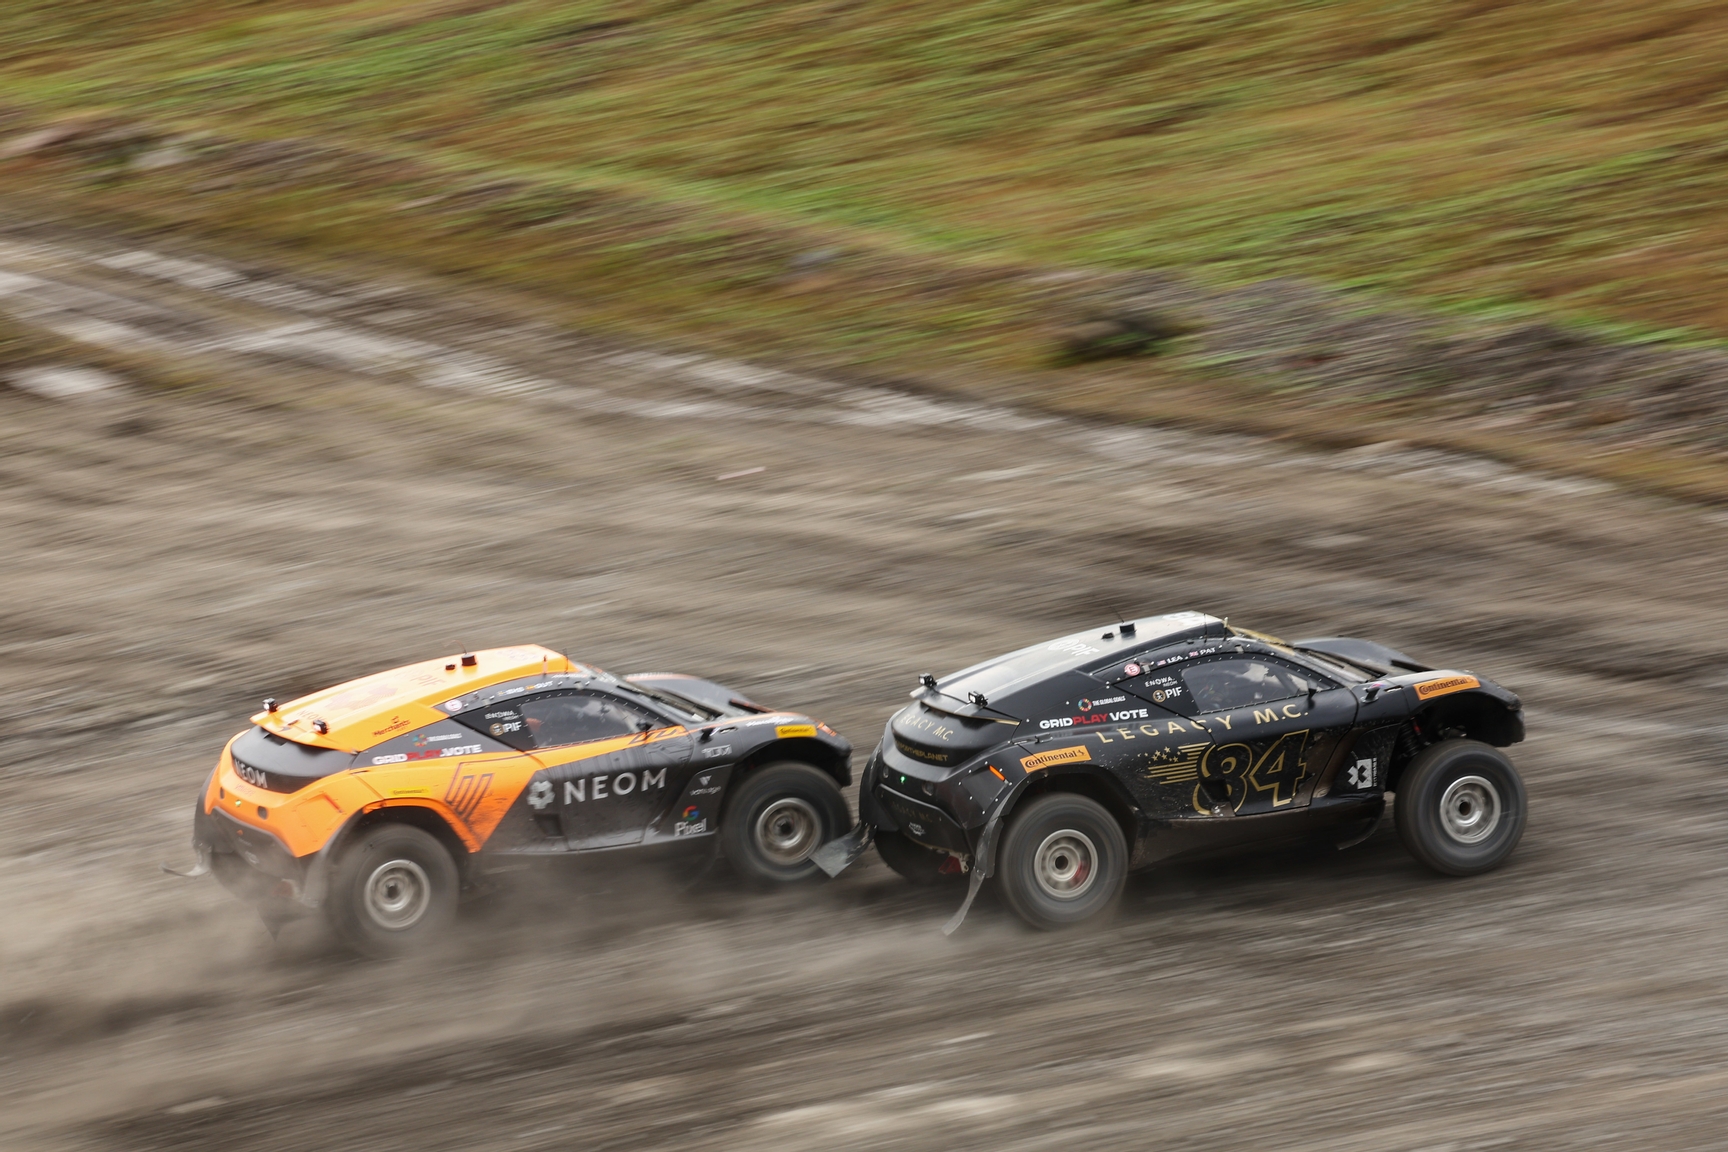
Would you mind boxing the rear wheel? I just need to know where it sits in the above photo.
[722,762,850,885]
[876,830,965,886]
[326,823,459,959]
[997,793,1128,930]
[1394,739,1526,876]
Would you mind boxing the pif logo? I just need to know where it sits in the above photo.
[1414,675,1480,701]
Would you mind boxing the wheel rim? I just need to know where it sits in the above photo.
[755,797,822,866]
[1032,829,1098,900]
[1439,775,1502,845]
[364,858,431,930]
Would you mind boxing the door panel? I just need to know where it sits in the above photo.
[470,688,694,850]
[1122,654,1359,842]
[535,728,693,849]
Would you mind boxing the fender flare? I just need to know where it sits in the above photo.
[737,735,852,787]
[298,798,475,909]
[970,763,1140,875]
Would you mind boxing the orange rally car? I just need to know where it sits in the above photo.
[174,645,852,956]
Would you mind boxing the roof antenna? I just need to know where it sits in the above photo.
[459,641,477,668]
[1104,602,1135,639]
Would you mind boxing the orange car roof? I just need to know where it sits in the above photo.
[252,645,580,752]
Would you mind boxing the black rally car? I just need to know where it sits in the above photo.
[819,612,1526,931]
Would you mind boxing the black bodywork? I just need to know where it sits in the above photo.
[852,612,1522,910]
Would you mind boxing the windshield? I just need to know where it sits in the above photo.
[1280,645,1371,684]
[1228,627,1369,684]
[623,680,721,722]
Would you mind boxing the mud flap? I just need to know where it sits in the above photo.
[812,823,875,878]
[942,808,1006,936]
[160,842,211,879]
[1334,802,1388,851]
[258,900,300,940]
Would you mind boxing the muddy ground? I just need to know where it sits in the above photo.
[4,207,1728,1151]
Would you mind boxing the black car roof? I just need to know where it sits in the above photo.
[932,611,1224,709]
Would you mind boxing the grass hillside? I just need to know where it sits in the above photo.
[5,0,1728,337]
[10,1,1728,505]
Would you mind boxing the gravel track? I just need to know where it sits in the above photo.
[3,209,1727,1151]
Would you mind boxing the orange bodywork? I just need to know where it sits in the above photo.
[204,645,690,859]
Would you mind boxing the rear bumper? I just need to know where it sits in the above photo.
[204,806,305,882]
[196,802,330,908]
[872,784,972,855]
[858,749,976,856]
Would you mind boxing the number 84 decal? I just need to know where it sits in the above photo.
[1194,730,1311,814]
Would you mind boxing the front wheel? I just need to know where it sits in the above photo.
[722,762,850,885]
[326,823,459,959]
[997,793,1128,931]
[1394,739,1526,876]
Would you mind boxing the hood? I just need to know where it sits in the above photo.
[253,645,580,752]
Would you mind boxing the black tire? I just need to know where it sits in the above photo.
[997,793,1128,931]
[1394,739,1526,876]
[721,762,850,885]
[876,829,965,886]
[325,823,459,959]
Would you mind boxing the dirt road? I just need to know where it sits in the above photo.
[4,207,1728,1151]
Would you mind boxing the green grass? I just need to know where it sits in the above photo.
[9,1,1728,502]
[4,0,1728,336]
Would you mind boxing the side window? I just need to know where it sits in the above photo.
[461,701,536,751]
[520,691,660,749]
[459,691,662,751]
[1179,657,1327,714]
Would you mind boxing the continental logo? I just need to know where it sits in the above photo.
[1021,745,1092,773]
[776,724,818,739]
[1414,675,1480,701]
